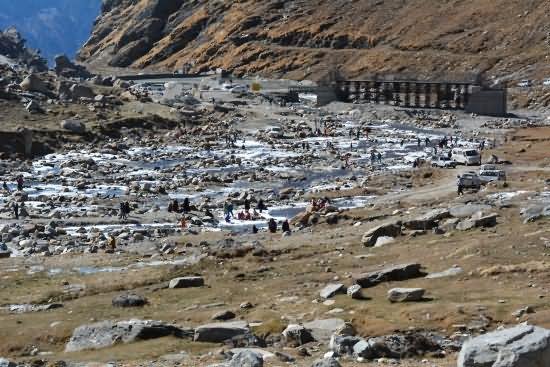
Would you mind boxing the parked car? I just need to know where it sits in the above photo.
[267,126,283,138]
[452,148,481,166]
[230,85,248,94]
[458,172,481,190]
[431,156,457,168]
[479,169,506,183]
[517,80,532,88]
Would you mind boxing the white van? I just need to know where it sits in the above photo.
[452,148,481,166]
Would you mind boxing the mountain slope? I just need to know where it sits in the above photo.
[0,0,101,62]
[79,0,549,81]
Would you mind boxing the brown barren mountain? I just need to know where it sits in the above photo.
[79,0,550,81]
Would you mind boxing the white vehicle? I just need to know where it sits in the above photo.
[221,83,234,90]
[452,148,481,166]
[267,126,283,138]
[431,155,457,169]
[543,78,550,87]
[517,80,532,88]
[479,169,506,183]
[458,172,481,189]
[230,85,247,94]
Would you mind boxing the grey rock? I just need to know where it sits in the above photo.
[457,213,498,231]
[450,204,492,218]
[229,350,263,367]
[404,208,450,230]
[9,303,63,313]
[311,357,341,367]
[320,283,345,299]
[387,288,426,302]
[457,324,550,367]
[212,310,236,321]
[70,83,95,99]
[112,294,148,308]
[169,276,204,289]
[426,266,464,279]
[65,319,189,352]
[361,221,402,247]
[282,324,315,346]
[303,319,346,342]
[194,321,249,343]
[20,74,49,94]
[61,119,86,134]
[354,263,425,288]
[330,334,363,355]
[354,332,446,359]
[274,351,295,362]
[347,284,363,299]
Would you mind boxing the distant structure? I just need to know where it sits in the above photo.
[289,78,507,117]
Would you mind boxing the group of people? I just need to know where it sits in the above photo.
[167,198,190,214]
[310,197,330,212]
[224,198,267,223]
[267,218,290,234]
[119,201,131,220]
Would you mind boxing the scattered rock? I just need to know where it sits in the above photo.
[311,357,341,367]
[65,319,190,352]
[228,350,263,367]
[426,266,464,279]
[361,221,402,247]
[282,324,315,346]
[457,324,550,367]
[347,284,363,299]
[60,119,86,134]
[320,283,345,299]
[387,288,426,302]
[112,294,148,308]
[194,321,249,343]
[354,263,425,288]
[303,319,346,342]
[212,310,236,321]
[169,276,204,289]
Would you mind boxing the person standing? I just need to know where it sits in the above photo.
[13,202,19,220]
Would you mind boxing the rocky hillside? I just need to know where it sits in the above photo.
[0,0,100,62]
[0,27,47,71]
[79,0,549,82]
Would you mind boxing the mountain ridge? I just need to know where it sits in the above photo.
[0,0,101,62]
[78,0,549,82]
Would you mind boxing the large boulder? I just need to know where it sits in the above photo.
[320,283,345,299]
[353,332,444,359]
[20,74,49,94]
[169,276,204,288]
[229,350,263,367]
[60,119,86,134]
[65,319,189,352]
[112,294,148,308]
[361,221,402,247]
[193,321,249,343]
[54,54,91,78]
[303,319,346,342]
[387,288,426,302]
[456,213,498,231]
[282,324,315,346]
[457,324,550,367]
[404,208,450,230]
[354,263,425,288]
[69,83,95,99]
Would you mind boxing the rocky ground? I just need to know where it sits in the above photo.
[2,27,550,367]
